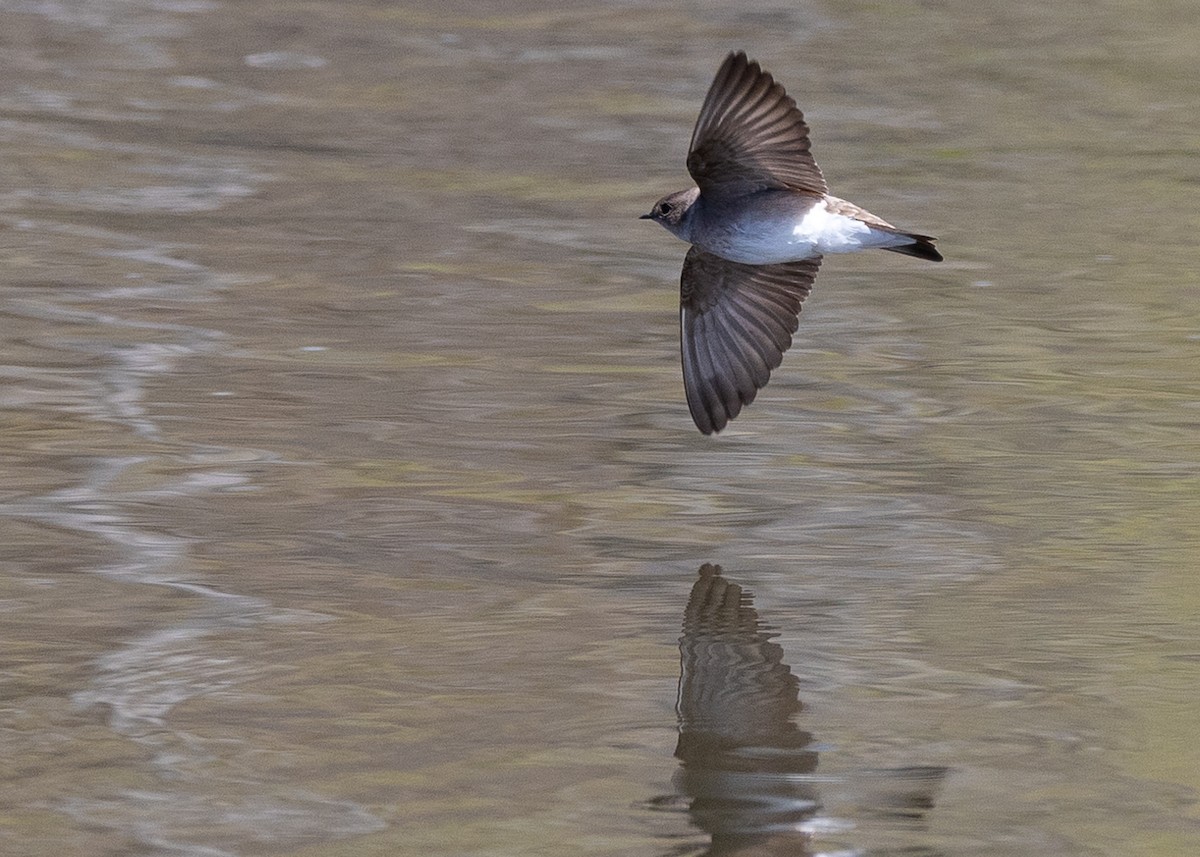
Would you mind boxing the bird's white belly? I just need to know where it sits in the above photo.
[699,200,908,264]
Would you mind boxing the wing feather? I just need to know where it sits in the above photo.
[687,51,827,199]
[680,247,821,433]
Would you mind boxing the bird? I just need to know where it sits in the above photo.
[641,50,942,435]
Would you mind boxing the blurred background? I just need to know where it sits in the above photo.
[1,1,1198,855]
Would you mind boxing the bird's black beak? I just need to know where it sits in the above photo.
[638,212,653,220]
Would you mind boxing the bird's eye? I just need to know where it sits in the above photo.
[659,202,674,215]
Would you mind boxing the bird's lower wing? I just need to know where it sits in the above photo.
[680,247,821,434]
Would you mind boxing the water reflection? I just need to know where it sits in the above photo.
[665,564,946,855]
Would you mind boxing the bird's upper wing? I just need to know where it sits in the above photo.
[686,51,828,200]
[680,247,821,434]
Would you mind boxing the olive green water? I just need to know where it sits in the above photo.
[2,1,1198,855]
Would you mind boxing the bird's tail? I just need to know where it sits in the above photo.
[882,233,942,262]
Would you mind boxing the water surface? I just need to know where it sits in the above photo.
[2,1,1198,855]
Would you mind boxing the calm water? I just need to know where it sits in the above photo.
[2,1,1198,855]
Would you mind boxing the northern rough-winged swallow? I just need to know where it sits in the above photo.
[642,51,942,435]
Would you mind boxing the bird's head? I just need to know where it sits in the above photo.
[639,187,700,240]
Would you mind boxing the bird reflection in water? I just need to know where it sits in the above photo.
[664,563,946,856]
